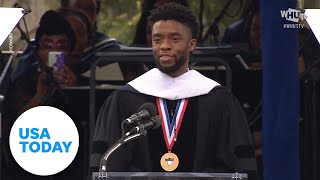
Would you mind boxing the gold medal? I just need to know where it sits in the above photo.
[160,152,179,171]
[157,98,188,172]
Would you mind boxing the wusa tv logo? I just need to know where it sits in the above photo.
[9,106,79,176]
[280,8,307,28]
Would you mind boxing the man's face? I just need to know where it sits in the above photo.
[152,20,196,77]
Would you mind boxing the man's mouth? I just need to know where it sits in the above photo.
[159,54,174,62]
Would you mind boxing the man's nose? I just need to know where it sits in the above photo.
[160,39,171,50]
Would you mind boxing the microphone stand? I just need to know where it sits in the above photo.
[202,0,233,45]
[98,130,147,178]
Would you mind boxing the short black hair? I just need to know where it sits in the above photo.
[35,10,76,51]
[132,0,190,46]
[148,2,199,39]
[141,0,189,13]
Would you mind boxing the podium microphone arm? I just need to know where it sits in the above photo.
[98,130,147,178]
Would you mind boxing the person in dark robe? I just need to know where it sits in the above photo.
[2,10,79,180]
[90,3,258,179]
[60,0,124,74]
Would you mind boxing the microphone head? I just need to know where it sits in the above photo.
[138,102,158,117]
[150,115,162,129]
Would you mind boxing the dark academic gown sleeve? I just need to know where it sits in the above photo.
[90,89,153,173]
[194,87,258,178]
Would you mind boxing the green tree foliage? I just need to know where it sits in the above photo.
[97,0,143,45]
[97,0,247,46]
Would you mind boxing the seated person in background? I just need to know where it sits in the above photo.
[61,0,142,82]
[221,0,262,69]
[60,0,122,63]
[11,5,93,84]
[221,2,263,177]
[91,3,258,179]
[6,10,78,119]
[222,3,263,129]
[2,10,77,180]
[13,7,92,87]
[57,7,92,78]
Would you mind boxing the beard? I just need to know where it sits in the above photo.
[154,53,188,74]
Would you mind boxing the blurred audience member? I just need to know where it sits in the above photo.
[221,1,263,178]
[221,0,262,69]
[7,10,78,118]
[60,0,143,82]
[2,10,77,180]
[57,7,92,75]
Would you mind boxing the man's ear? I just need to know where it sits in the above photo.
[189,38,197,52]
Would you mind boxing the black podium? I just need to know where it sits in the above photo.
[91,172,247,180]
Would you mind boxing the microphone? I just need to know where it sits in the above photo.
[125,115,162,136]
[123,102,157,124]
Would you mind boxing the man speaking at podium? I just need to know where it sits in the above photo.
[91,2,258,179]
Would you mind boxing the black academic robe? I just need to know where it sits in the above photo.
[90,85,257,178]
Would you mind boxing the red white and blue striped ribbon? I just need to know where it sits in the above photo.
[156,97,188,150]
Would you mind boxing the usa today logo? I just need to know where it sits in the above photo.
[9,106,79,176]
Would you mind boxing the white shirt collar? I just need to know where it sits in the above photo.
[128,68,220,100]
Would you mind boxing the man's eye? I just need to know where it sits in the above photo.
[172,36,180,41]
[153,38,161,42]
